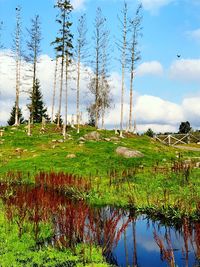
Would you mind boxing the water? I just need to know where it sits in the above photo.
[0,183,199,267]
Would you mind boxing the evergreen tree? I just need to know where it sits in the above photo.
[53,113,63,125]
[7,104,24,126]
[29,79,50,123]
[179,121,191,134]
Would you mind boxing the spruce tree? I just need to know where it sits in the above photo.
[7,104,24,126]
[29,79,50,123]
[53,113,63,125]
[52,0,73,129]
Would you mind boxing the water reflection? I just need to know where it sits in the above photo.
[0,183,200,267]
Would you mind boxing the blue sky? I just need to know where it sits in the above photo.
[0,0,200,131]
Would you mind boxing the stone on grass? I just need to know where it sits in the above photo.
[196,162,200,168]
[116,146,144,158]
[78,137,86,142]
[84,131,100,141]
[104,138,111,142]
[15,148,23,153]
[66,154,76,159]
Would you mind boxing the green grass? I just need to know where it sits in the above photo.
[0,201,109,267]
[0,123,200,218]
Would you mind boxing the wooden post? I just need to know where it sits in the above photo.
[187,133,190,144]
[168,135,171,146]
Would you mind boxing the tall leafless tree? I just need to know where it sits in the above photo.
[26,14,42,123]
[13,6,22,126]
[100,32,111,129]
[75,14,88,133]
[118,2,128,137]
[128,4,142,132]
[90,7,109,128]
[51,55,58,123]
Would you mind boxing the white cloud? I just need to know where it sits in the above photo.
[105,95,184,132]
[0,50,200,132]
[71,0,86,10]
[169,59,200,82]
[140,0,175,13]
[182,96,200,127]
[186,28,200,43]
[137,61,164,77]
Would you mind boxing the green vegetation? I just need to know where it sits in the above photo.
[0,123,200,266]
[0,124,200,218]
[0,202,108,267]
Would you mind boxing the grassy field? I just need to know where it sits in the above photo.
[0,123,200,266]
[0,123,200,218]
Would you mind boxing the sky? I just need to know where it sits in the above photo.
[0,0,200,132]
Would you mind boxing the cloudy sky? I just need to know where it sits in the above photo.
[0,0,200,132]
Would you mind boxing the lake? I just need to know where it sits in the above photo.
[0,183,199,267]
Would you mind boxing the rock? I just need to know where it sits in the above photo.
[78,137,86,142]
[66,154,76,159]
[79,141,85,144]
[58,139,64,143]
[196,162,200,168]
[15,148,23,153]
[104,138,111,142]
[197,142,200,145]
[116,146,144,158]
[52,139,57,143]
[84,131,100,141]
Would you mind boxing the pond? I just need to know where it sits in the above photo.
[0,182,199,267]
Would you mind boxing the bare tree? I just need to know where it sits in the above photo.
[128,4,142,132]
[118,2,128,137]
[51,55,58,123]
[13,6,23,126]
[26,14,42,123]
[90,7,108,128]
[100,33,111,129]
[75,14,88,133]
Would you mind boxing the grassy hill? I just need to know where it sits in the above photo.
[0,123,200,218]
